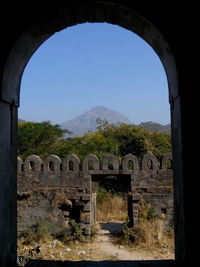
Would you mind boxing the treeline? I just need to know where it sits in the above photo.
[17,119,171,160]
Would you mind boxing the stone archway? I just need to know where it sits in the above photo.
[0,2,186,266]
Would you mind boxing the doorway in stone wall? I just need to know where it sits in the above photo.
[91,174,132,235]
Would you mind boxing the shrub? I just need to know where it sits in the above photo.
[69,219,84,241]
[96,186,110,205]
[116,200,174,251]
[90,223,100,239]
[139,199,159,221]
[52,220,84,242]
[19,221,54,244]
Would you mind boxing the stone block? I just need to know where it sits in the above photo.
[81,194,90,201]
[81,216,90,224]
[84,227,91,236]
[132,194,141,202]
[83,204,91,211]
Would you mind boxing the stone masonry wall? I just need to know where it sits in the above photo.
[17,153,173,236]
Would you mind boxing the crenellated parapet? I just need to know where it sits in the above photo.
[17,152,173,191]
[18,152,173,176]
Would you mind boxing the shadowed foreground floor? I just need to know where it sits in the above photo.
[26,259,176,267]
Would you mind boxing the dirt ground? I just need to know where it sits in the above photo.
[17,222,174,265]
[17,237,174,265]
[91,222,174,261]
[92,235,174,261]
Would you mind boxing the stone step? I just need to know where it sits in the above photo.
[97,229,110,236]
[96,235,113,242]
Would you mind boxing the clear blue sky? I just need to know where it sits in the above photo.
[19,22,170,125]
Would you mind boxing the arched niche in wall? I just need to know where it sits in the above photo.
[24,155,43,176]
[82,154,100,172]
[62,154,80,173]
[122,153,139,171]
[102,154,119,170]
[43,154,62,174]
[161,153,173,170]
[141,153,158,171]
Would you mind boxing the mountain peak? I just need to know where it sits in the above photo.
[89,106,107,111]
[61,106,131,136]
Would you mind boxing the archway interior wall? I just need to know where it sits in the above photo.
[17,153,173,236]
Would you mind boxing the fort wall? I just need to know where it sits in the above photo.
[17,153,173,236]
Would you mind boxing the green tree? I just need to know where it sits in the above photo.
[149,131,172,159]
[18,120,171,161]
[52,131,117,161]
[99,123,149,158]
[96,122,171,159]
[18,121,70,158]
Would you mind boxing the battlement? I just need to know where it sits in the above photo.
[18,152,172,175]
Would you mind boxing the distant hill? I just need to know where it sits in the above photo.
[19,108,171,136]
[61,106,171,136]
[61,106,131,136]
[138,121,171,134]
[18,118,26,124]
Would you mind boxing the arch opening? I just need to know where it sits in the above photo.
[68,160,74,171]
[17,22,174,261]
[29,161,35,172]
[128,160,134,170]
[49,161,54,171]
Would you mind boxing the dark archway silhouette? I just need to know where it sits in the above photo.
[0,1,194,266]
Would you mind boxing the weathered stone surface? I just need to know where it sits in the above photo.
[122,154,139,171]
[17,153,173,236]
[82,154,100,172]
[43,154,62,173]
[62,154,80,173]
[102,154,119,170]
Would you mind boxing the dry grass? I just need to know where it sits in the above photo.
[96,195,128,222]
[114,201,175,258]
[136,201,174,252]
[129,219,174,249]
